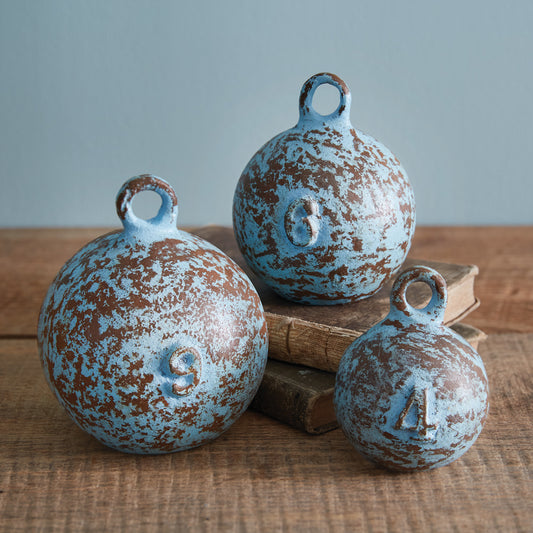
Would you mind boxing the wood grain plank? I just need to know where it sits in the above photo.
[1,335,531,532]
[0,227,113,337]
[1,227,532,338]
[408,227,533,334]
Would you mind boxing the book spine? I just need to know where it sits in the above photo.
[266,313,363,372]
[265,296,480,373]
[250,364,319,433]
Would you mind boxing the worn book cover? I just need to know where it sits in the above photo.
[192,226,479,372]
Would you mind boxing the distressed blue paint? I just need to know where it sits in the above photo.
[233,73,416,304]
[38,175,269,454]
[334,266,489,471]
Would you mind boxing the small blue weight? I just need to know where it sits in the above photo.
[334,266,489,471]
[38,175,269,454]
[233,72,416,304]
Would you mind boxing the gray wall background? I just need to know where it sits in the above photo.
[1,0,531,228]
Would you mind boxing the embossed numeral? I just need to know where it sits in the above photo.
[169,347,201,396]
[394,388,439,438]
[284,196,321,247]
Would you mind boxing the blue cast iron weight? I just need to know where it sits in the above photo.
[38,174,268,454]
[334,265,489,471]
[233,72,416,304]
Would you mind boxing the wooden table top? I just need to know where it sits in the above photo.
[1,226,532,531]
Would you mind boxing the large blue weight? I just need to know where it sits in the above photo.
[334,266,489,470]
[233,72,416,304]
[38,175,269,454]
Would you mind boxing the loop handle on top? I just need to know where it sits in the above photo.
[116,174,178,234]
[390,266,448,324]
[298,72,351,125]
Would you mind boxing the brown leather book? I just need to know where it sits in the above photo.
[251,324,486,434]
[192,226,480,372]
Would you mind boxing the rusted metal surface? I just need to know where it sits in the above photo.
[334,266,489,471]
[233,72,415,304]
[37,175,268,454]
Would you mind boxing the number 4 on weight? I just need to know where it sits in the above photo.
[394,387,439,438]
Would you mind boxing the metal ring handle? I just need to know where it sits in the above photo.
[116,174,178,233]
[390,266,448,323]
[298,72,351,124]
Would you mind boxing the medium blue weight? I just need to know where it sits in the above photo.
[334,266,489,471]
[38,175,269,454]
[233,72,416,304]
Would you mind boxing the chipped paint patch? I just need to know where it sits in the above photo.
[38,175,268,454]
[334,266,489,471]
[233,73,416,304]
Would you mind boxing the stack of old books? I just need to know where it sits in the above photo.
[193,226,485,435]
